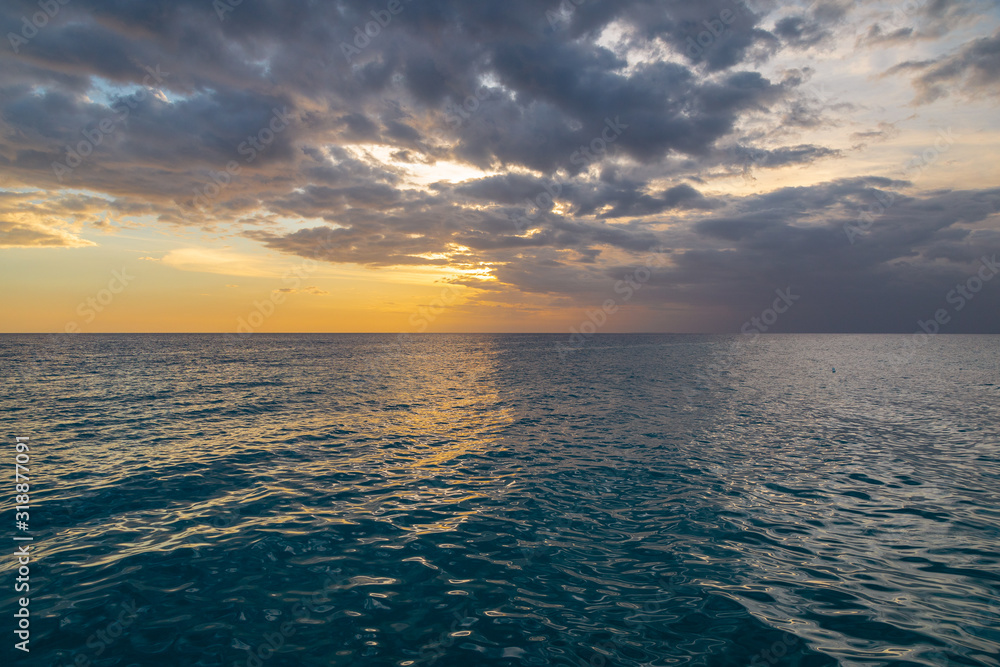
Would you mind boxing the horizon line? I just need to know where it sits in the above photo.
[3,332,1000,336]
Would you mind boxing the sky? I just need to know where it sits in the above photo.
[1,0,999,333]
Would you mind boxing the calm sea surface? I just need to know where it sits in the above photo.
[1,334,998,667]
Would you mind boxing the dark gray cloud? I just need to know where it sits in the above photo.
[681,185,1000,333]
[0,0,800,193]
[245,178,1000,331]
[450,174,720,220]
[857,0,981,47]
[850,122,901,148]
[614,1,780,72]
[774,15,831,49]
[857,24,916,47]
[886,29,1000,103]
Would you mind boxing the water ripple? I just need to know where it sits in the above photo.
[1,334,998,666]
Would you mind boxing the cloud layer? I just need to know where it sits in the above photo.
[2,0,999,331]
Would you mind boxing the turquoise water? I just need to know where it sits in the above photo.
[2,334,999,666]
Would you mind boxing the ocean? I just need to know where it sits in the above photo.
[2,334,998,666]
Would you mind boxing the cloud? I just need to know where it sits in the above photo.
[856,24,916,47]
[669,181,1000,332]
[858,0,980,47]
[0,219,95,248]
[274,285,329,295]
[773,15,831,49]
[240,172,1000,330]
[0,0,801,206]
[0,0,998,331]
[885,29,1000,104]
[850,122,901,148]
[160,248,284,277]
